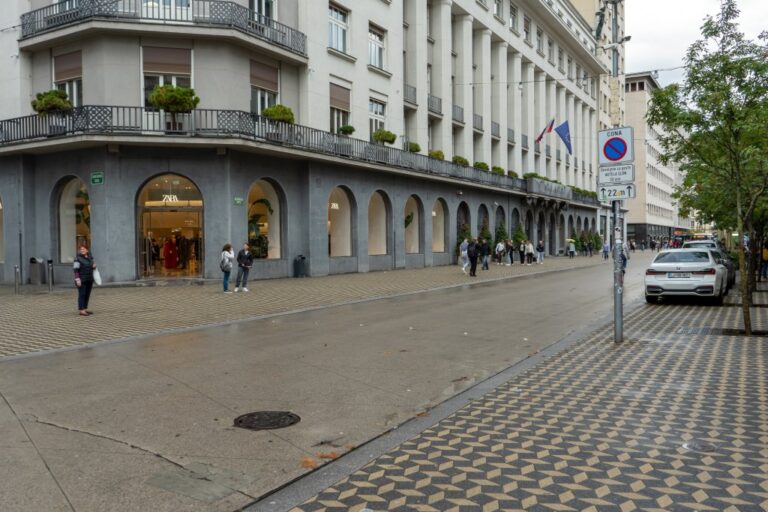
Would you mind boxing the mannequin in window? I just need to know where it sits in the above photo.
[163,237,178,269]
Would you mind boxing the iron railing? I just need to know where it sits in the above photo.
[0,105,531,194]
[507,128,515,143]
[491,121,500,137]
[404,83,417,104]
[427,94,442,114]
[572,191,599,205]
[452,104,464,123]
[20,0,307,57]
[521,134,529,149]
[473,114,483,130]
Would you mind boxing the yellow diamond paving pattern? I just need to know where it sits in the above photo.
[0,257,602,358]
[292,304,768,511]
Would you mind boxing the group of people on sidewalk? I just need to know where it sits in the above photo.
[219,243,254,293]
[459,238,546,276]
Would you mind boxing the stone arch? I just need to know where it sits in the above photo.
[477,204,490,237]
[510,208,520,235]
[495,205,506,237]
[54,176,91,263]
[549,213,557,255]
[404,194,424,254]
[457,201,471,240]
[368,190,392,256]
[537,211,545,245]
[328,186,356,257]
[431,198,448,253]
[568,214,575,238]
[576,216,583,235]
[525,210,534,240]
[247,178,284,259]
[559,213,566,250]
[591,218,596,233]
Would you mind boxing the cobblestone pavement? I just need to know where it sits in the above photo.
[0,256,606,359]
[289,300,768,512]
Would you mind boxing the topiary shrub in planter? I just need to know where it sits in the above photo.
[31,90,73,136]
[507,170,519,178]
[408,142,421,153]
[428,149,444,160]
[491,166,505,175]
[148,84,200,132]
[452,155,469,166]
[261,104,295,124]
[372,129,397,145]
[337,124,355,135]
[474,161,490,171]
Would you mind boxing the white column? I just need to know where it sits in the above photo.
[404,0,429,152]
[473,28,492,165]
[453,14,474,162]
[546,76,556,180]
[589,107,597,191]
[491,41,508,171]
[510,52,523,174]
[566,91,575,185]
[535,69,546,175]
[556,84,566,183]
[575,98,583,188]
[432,0,453,157]
[522,61,534,171]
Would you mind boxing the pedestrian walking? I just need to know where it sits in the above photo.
[74,245,96,316]
[468,239,479,276]
[480,238,491,271]
[602,241,610,260]
[505,239,514,265]
[526,240,535,265]
[234,243,253,292]
[536,240,545,264]
[587,240,594,257]
[459,238,469,274]
[518,240,526,266]
[495,240,506,265]
[568,240,576,259]
[650,238,657,252]
[220,243,235,293]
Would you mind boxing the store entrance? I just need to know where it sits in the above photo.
[137,175,203,279]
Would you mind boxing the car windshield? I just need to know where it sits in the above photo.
[684,242,714,248]
[654,251,710,263]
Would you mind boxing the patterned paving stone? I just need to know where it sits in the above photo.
[0,256,605,358]
[291,303,768,512]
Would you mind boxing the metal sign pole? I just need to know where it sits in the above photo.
[613,202,623,342]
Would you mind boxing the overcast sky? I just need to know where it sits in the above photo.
[625,0,765,86]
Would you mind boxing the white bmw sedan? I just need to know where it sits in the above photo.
[645,249,728,304]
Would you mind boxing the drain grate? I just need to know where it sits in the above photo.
[234,411,301,431]
[676,327,768,336]
[682,440,717,453]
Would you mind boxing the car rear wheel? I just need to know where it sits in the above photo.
[645,295,657,304]
[712,287,724,306]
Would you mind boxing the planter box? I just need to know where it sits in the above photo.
[526,177,572,200]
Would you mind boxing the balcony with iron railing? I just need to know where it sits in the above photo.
[427,94,442,115]
[452,104,464,123]
[20,0,308,58]
[0,105,533,195]
[473,114,483,131]
[491,121,500,138]
[404,83,417,105]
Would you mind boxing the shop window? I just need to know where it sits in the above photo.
[328,187,354,257]
[405,195,422,254]
[368,191,390,255]
[57,178,91,263]
[247,180,282,259]
[432,199,447,253]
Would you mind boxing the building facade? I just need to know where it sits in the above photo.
[0,0,606,284]
[624,71,692,245]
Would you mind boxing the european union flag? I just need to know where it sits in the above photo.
[555,121,572,155]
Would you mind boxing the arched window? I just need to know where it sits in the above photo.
[495,205,505,233]
[0,194,4,263]
[405,195,422,254]
[477,204,489,234]
[457,201,471,240]
[328,187,354,257]
[511,208,520,235]
[247,179,282,259]
[368,191,389,255]
[58,178,90,263]
[431,199,447,253]
[525,211,533,239]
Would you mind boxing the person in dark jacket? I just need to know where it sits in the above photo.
[467,239,479,277]
[479,239,491,270]
[73,245,96,316]
[234,243,254,292]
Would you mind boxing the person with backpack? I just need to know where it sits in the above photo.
[220,243,235,293]
[467,239,479,276]
[536,240,545,264]
[234,243,254,292]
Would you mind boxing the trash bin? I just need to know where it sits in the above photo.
[28,258,45,285]
[293,255,307,278]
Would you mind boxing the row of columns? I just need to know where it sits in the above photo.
[406,2,598,191]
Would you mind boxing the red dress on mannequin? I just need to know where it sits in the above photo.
[163,239,178,269]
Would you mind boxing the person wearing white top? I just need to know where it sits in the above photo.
[220,243,235,293]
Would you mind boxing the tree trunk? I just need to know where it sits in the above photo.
[735,189,752,335]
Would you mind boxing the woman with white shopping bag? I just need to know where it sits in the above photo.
[74,245,97,316]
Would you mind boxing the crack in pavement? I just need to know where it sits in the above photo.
[30,415,258,501]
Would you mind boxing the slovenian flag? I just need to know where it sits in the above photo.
[554,121,572,155]
[534,118,555,144]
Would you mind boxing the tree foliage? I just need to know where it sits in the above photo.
[645,0,768,334]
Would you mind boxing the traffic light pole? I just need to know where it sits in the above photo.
[611,0,623,343]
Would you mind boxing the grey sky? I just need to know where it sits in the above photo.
[625,0,765,86]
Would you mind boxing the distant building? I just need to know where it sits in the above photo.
[624,71,692,244]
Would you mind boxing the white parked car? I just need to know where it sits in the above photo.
[645,249,728,304]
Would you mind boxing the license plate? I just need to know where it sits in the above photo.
[668,272,691,278]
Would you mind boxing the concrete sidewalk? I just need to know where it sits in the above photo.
[0,255,608,359]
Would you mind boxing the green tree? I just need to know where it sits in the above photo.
[494,222,509,248]
[512,224,526,245]
[479,219,492,244]
[646,0,768,334]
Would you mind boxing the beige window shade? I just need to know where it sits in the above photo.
[329,84,350,111]
[143,47,191,74]
[54,51,82,82]
[250,60,279,92]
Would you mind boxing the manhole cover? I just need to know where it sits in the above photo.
[682,440,717,453]
[233,411,301,431]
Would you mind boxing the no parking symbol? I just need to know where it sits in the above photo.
[598,127,634,166]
